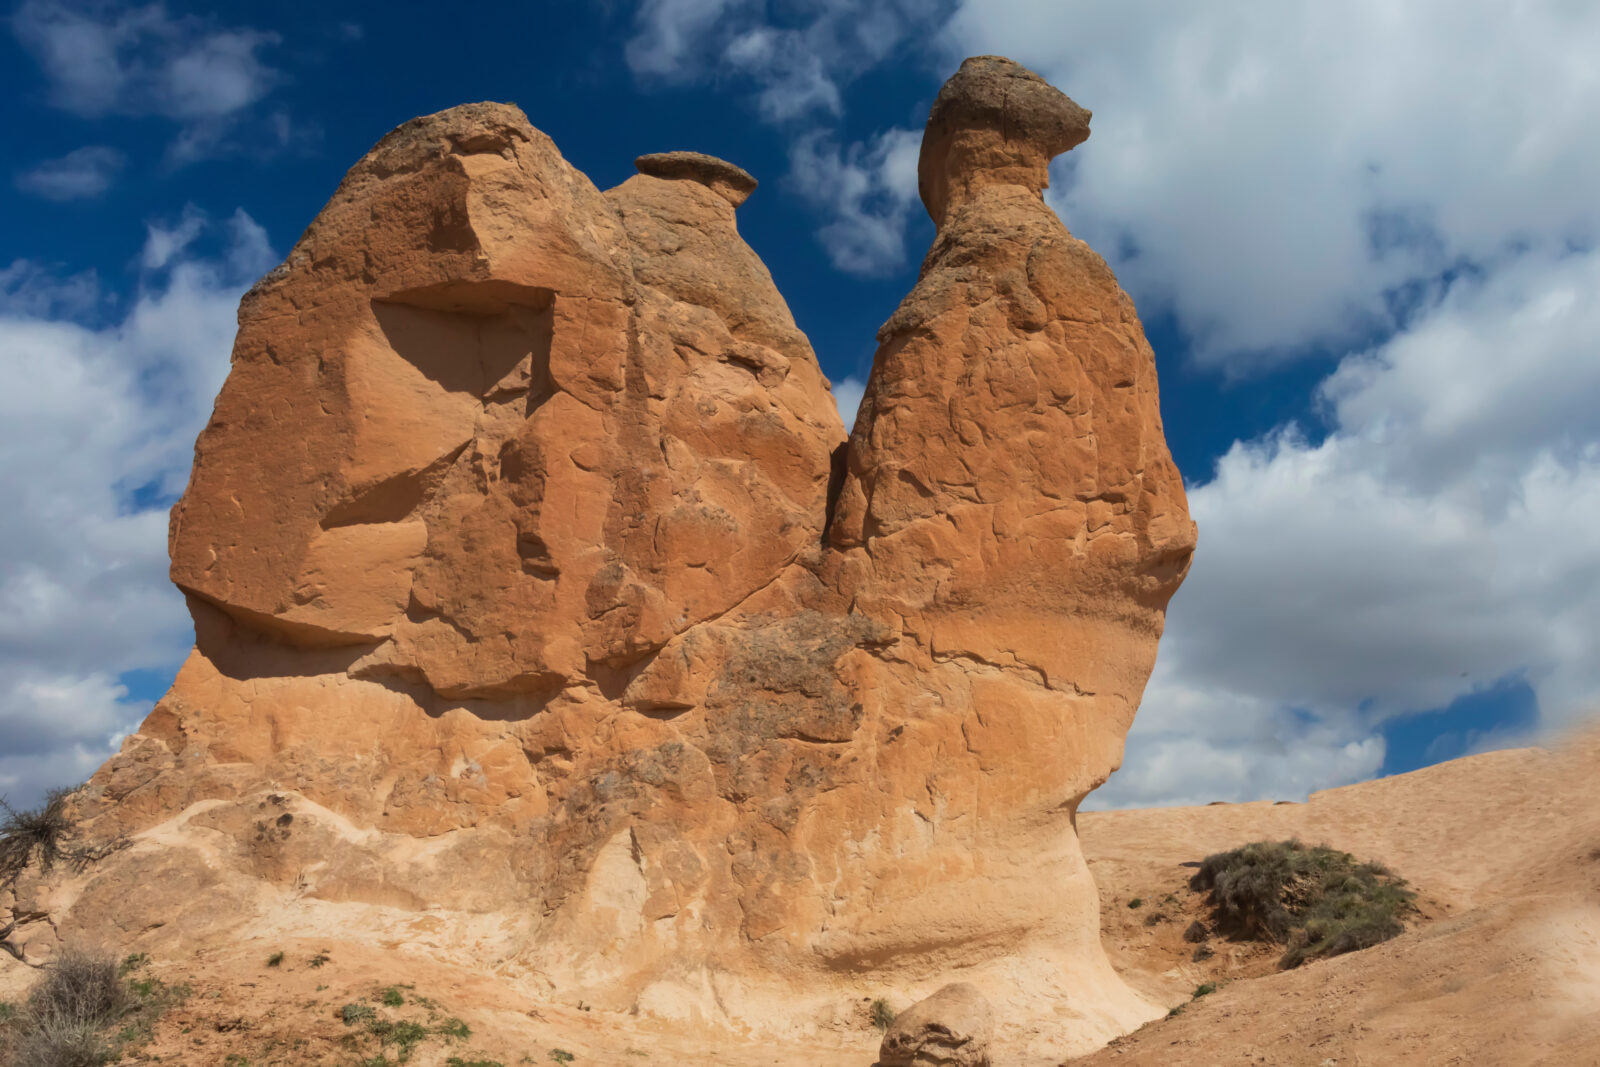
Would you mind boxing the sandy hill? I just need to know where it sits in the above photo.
[1076,728,1600,1066]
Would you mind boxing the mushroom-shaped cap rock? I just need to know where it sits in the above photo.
[635,151,759,206]
[918,55,1091,226]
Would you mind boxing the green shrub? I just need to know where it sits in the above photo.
[341,1003,376,1026]
[1193,982,1216,998]
[447,1059,505,1067]
[869,997,896,1031]
[266,952,284,968]
[549,1051,575,1065]
[1190,840,1416,968]
[381,986,405,1007]
[438,1017,472,1040]
[1127,897,1143,909]
[369,1018,428,1059]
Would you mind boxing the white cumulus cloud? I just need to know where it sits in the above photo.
[942,0,1600,368]
[1089,247,1600,808]
[0,209,272,807]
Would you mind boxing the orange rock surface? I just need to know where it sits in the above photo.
[11,56,1193,1059]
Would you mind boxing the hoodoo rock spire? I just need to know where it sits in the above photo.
[25,57,1194,1062]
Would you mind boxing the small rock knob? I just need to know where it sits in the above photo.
[635,150,758,206]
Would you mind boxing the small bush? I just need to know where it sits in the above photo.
[1127,897,1143,909]
[1,1000,16,1023]
[341,1003,376,1026]
[266,952,284,968]
[549,1051,575,1065]
[4,949,129,1067]
[1182,920,1208,943]
[1191,944,1214,962]
[29,950,127,1030]
[8,1015,110,1067]
[381,986,405,1007]
[1190,840,1416,968]
[309,953,330,968]
[1193,982,1216,998]
[869,997,896,1031]
[369,1018,428,1059]
[438,1017,472,1040]
[447,1059,505,1067]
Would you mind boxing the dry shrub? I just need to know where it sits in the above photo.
[0,789,123,888]
[27,950,127,1030]
[0,790,77,885]
[7,1015,110,1067]
[3,949,129,1067]
[1189,839,1417,968]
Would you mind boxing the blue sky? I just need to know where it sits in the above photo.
[2,0,1597,809]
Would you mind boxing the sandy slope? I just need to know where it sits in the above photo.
[1074,728,1600,1065]
[4,732,1594,1065]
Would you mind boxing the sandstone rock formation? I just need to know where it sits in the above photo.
[878,982,995,1067]
[9,56,1194,1060]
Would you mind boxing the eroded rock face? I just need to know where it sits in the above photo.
[45,56,1193,1060]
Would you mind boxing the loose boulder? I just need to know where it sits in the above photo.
[878,983,995,1067]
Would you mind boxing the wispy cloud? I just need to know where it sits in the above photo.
[14,145,125,200]
[787,127,921,275]
[11,0,288,162]
[625,0,752,81]
[623,0,949,269]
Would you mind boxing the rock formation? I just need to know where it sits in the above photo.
[878,982,995,1067]
[9,56,1193,1059]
